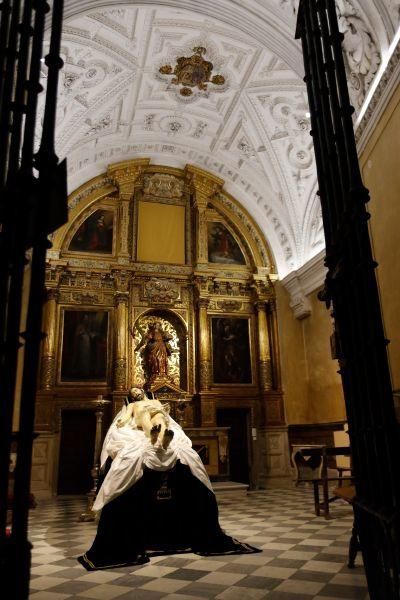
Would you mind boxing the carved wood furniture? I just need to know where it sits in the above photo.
[297,446,353,519]
[291,444,324,485]
[332,485,359,568]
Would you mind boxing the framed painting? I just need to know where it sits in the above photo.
[60,310,109,382]
[68,209,114,254]
[207,222,246,265]
[211,317,252,384]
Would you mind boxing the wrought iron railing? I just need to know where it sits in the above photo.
[0,1,67,597]
[296,2,400,598]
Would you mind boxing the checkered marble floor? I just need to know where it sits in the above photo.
[28,487,369,599]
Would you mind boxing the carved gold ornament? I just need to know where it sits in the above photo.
[132,315,181,388]
[159,47,225,97]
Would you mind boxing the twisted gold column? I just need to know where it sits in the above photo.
[255,301,272,391]
[113,291,129,391]
[268,298,282,391]
[198,298,211,391]
[40,289,59,390]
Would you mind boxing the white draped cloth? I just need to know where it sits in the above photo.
[93,408,213,512]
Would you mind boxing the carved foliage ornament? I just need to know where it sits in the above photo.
[143,173,184,199]
[143,279,180,304]
[337,0,381,110]
[159,47,225,97]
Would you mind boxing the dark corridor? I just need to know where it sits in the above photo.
[217,408,250,484]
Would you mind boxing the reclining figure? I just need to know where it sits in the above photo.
[117,387,174,450]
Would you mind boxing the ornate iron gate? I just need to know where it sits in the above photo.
[296,1,400,598]
[0,1,67,597]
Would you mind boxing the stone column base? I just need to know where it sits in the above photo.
[258,425,292,488]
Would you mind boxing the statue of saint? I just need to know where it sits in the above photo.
[135,321,173,383]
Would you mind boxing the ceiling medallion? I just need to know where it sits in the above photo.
[159,46,225,96]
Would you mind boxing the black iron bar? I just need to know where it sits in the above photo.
[8,0,67,597]
[299,12,334,250]
[0,0,20,189]
[304,3,343,226]
[0,1,66,597]
[7,0,33,178]
[11,239,48,600]
[296,1,400,597]
[0,0,25,552]
[0,0,12,111]
[313,0,375,507]
[20,0,49,175]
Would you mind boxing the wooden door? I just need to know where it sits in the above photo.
[57,410,96,494]
[217,408,250,484]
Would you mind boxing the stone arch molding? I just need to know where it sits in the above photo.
[40,0,399,276]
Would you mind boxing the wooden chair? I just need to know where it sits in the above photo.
[332,485,360,568]
[298,446,353,519]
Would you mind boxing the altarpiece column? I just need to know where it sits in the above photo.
[108,159,150,260]
[187,166,223,428]
[40,288,59,390]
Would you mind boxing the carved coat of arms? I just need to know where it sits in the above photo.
[159,47,225,97]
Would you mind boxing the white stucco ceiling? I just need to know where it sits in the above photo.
[40,0,400,276]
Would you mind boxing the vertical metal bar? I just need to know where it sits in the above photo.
[0,0,24,550]
[297,7,333,251]
[0,0,20,189]
[296,1,400,596]
[9,0,66,596]
[21,0,49,174]
[0,0,12,110]
[0,0,36,460]
[7,0,33,179]
[11,238,48,600]
[35,0,64,167]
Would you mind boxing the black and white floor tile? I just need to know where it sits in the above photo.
[28,487,369,599]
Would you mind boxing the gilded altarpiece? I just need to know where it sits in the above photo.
[35,159,291,496]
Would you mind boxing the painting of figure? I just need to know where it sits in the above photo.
[69,209,114,254]
[207,222,246,265]
[61,310,109,381]
[211,317,252,384]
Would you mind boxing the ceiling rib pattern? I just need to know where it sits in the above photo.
[42,0,400,277]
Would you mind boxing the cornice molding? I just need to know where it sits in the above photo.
[281,249,326,320]
[356,38,400,155]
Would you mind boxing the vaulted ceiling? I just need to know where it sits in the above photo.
[41,0,400,276]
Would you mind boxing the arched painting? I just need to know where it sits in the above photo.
[207,222,246,265]
[69,209,114,254]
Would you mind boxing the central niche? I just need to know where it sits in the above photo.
[132,310,187,390]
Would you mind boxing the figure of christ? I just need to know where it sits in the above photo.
[117,387,174,450]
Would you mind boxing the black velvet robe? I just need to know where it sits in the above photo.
[78,461,260,570]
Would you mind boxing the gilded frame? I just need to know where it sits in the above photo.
[210,315,254,386]
[57,307,112,385]
[61,198,118,260]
